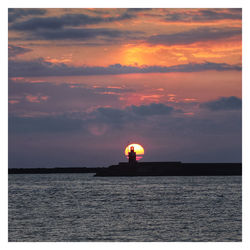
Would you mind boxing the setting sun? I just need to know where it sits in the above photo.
[125,143,145,160]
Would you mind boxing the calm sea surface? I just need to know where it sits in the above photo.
[8,174,242,242]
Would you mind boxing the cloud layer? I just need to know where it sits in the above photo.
[147,27,241,46]
[162,9,241,23]
[8,45,32,58]
[8,8,47,22]
[9,12,134,31]
[9,59,241,77]
[200,96,242,111]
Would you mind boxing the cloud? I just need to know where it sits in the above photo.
[195,9,242,21]
[9,11,141,42]
[162,8,241,23]
[9,102,181,134]
[93,107,128,126]
[200,96,242,111]
[9,23,140,42]
[8,8,47,22]
[9,12,134,31]
[90,103,180,130]
[27,27,133,41]
[8,59,241,77]
[8,44,32,58]
[169,62,241,72]
[147,27,241,46]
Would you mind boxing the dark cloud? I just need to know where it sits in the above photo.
[8,59,241,77]
[93,107,128,127]
[9,11,140,42]
[196,9,241,21]
[92,103,177,126]
[200,96,242,111]
[9,12,134,31]
[27,27,132,40]
[167,62,241,72]
[163,8,241,23]
[9,102,180,134]
[8,44,32,58]
[147,27,241,45]
[9,22,139,41]
[8,8,47,23]
[87,103,182,132]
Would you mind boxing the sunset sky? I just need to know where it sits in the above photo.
[8,8,242,168]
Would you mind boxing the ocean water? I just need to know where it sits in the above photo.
[8,174,242,242]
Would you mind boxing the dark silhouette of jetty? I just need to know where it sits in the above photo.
[8,163,241,176]
[94,162,241,176]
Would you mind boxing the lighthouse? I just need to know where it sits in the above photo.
[128,146,137,166]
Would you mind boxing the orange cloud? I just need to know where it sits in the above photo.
[140,94,164,101]
[121,37,241,67]
[25,95,49,103]
[44,54,72,64]
[183,98,197,102]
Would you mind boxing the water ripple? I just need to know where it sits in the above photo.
[9,174,241,241]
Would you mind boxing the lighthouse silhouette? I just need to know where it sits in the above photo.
[128,146,137,166]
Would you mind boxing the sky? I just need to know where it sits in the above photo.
[8,8,242,168]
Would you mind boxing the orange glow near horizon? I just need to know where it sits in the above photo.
[121,39,241,67]
[125,143,145,160]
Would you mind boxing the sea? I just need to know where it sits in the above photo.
[8,173,242,242]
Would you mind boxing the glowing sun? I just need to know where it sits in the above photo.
[125,143,144,160]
